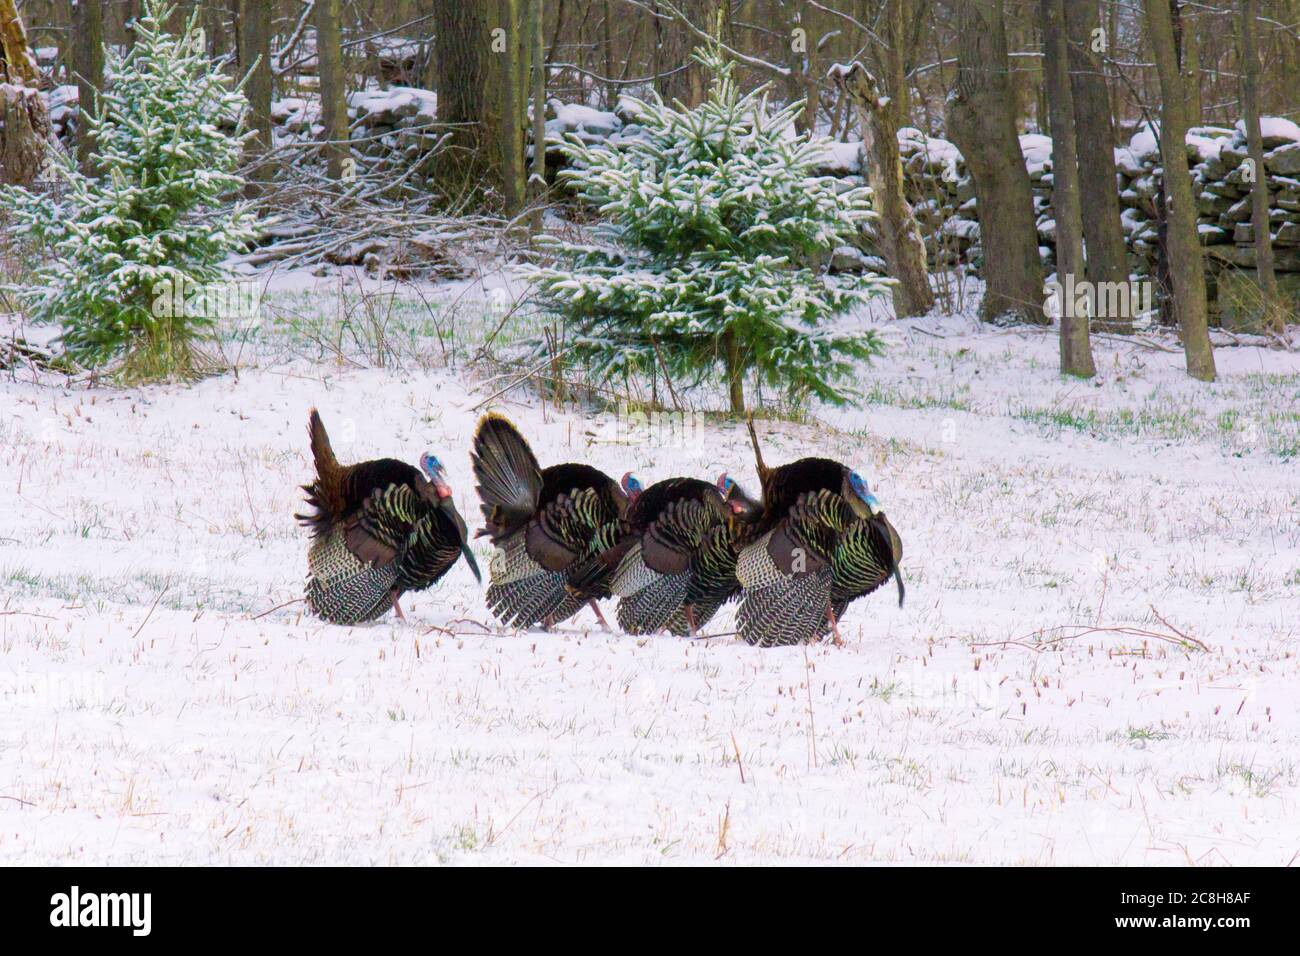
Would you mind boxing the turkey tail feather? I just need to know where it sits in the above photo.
[308,409,340,485]
[472,414,543,538]
[297,408,346,536]
[747,417,770,484]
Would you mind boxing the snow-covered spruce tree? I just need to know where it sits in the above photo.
[524,46,892,415]
[0,0,258,381]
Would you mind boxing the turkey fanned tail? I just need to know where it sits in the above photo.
[471,414,543,539]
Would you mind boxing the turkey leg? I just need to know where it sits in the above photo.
[588,599,611,630]
[826,605,843,647]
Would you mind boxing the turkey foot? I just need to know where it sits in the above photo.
[391,592,407,622]
[685,604,699,638]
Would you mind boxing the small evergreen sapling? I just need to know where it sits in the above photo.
[0,0,258,381]
[525,45,892,415]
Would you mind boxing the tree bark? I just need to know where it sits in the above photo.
[483,0,530,215]
[528,0,547,235]
[656,0,711,108]
[432,0,485,187]
[315,0,350,181]
[1145,0,1216,381]
[946,0,1045,324]
[0,0,49,186]
[70,0,105,175]
[1064,0,1131,333]
[239,0,273,192]
[723,328,744,416]
[1041,0,1096,377]
[1239,0,1283,334]
[837,63,933,318]
[1180,6,1201,124]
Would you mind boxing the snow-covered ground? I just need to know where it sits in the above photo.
[1,273,1297,864]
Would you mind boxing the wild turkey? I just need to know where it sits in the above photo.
[579,472,763,636]
[296,409,481,625]
[470,414,628,630]
[733,422,904,647]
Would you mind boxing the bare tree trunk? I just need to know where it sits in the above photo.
[123,0,141,50]
[0,0,40,87]
[432,1,485,187]
[484,0,530,215]
[1280,0,1300,117]
[788,0,819,134]
[315,0,350,180]
[1181,7,1201,123]
[70,0,105,175]
[0,0,49,186]
[228,0,242,71]
[1145,0,1216,381]
[723,328,744,416]
[602,0,616,108]
[1064,0,1131,332]
[1239,0,1283,335]
[657,0,711,107]
[947,0,1045,324]
[528,0,547,235]
[239,0,273,192]
[1041,0,1096,377]
[837,63,933,318]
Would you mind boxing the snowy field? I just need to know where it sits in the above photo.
[1,273,1298,865]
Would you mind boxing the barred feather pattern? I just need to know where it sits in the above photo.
[608,497,733,635]
[484,531,607,629]
[610,541,657,597]
[303,482,421,625]
[305,530,399,625]
[485,534,571,629]
[663,593,726,636]
[735,489,900,646]
[611,543,691,635]
[736,530,834,647]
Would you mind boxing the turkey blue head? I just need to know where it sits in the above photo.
[847,470,881,516]
[621,472,644,501]
[420,453,453,499]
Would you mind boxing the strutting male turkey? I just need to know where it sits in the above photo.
[470,414,628,630]
[296,409,481,624]
[576,472,763,636]
[729,422,904,647]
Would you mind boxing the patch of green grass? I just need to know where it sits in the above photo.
[1014,391,1300,459]
[1218,761,1290,798]
[221,287,525,371]
[1124,725,1173,741]
[862,381,974,412]
[869,679,899,702]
